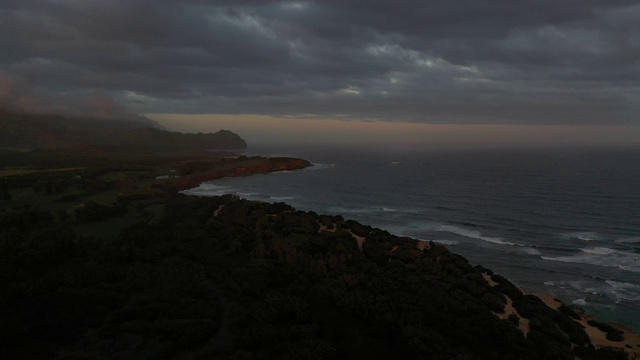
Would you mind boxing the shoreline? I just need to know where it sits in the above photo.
[3,151,639,358]
[531,291,640,359]
[181,159,640,359]
[479,272,640,358]
[171,156,312,191]
[183,166,640,358]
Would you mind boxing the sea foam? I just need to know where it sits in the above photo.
[545,279,640,304]
[562,231,599,242]
[573,298,588,306]
[435,224,525,246]
[431,239,459,246]
[605,280,640,302]
[309,163,336,170]
[542,247,640,273]
[182,183,234,196]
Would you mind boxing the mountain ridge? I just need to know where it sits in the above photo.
[0,109,246,151]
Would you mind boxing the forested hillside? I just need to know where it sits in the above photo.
[0,193,630,359]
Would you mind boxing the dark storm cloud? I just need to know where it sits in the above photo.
[1,0,638,124]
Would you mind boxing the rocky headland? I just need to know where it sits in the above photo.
[172,156,312,191]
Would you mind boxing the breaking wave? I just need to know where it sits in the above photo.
[542,247,640,273]
[435,224,526,246]
[544,279,640,303]
[616,236,640,244]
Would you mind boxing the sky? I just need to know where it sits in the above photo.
[1,0,639,144]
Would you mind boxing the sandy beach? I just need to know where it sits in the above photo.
[532,292,640,359]
[481,272,640,359]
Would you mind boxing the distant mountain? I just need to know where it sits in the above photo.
[0,109,247,151]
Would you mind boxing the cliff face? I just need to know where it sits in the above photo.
[174,157,312,190]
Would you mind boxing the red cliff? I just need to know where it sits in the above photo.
[174,157,312,191]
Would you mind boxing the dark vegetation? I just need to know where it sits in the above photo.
[588,320,626,342]
[0,183,631,359]
[0,111,633,359]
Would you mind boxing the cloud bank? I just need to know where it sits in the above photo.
[1,1,638,124]
[0,71,137,120]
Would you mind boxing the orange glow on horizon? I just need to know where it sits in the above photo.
[147,114,640,146]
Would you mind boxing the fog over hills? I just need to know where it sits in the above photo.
[0,109,246,151]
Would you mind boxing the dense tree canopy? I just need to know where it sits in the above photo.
[0,194,629,359]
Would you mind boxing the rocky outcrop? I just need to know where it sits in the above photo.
[173,157,312,190]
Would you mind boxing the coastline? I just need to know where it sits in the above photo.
[172,156,312,191]
[182,162,640,359]
[480,272,640,358]
[531,292,640,359]
[3,149,639,358]
[195,146,640,336]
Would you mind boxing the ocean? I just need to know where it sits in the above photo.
[186,143,640,332]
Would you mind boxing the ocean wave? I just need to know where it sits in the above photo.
[580,247,617,255]
[237,192,259,196]
[605,280,640,302]
[616,236,640,244]
[196,183,232,191]
[431,239,459,246]
[310,163,336,170]
[562,231,599,242]
[327,206,376,214]
[448,221,479,228]
[545,279,640,303]
[542,247,640,273]
[435,224,525,246]
[271,196,295,200]
[543,281,564,289]
[327,206,403,214]
[182,183,235,197]
[572,298,587,306]
[402,238,458,246]
[545,280,602,295]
